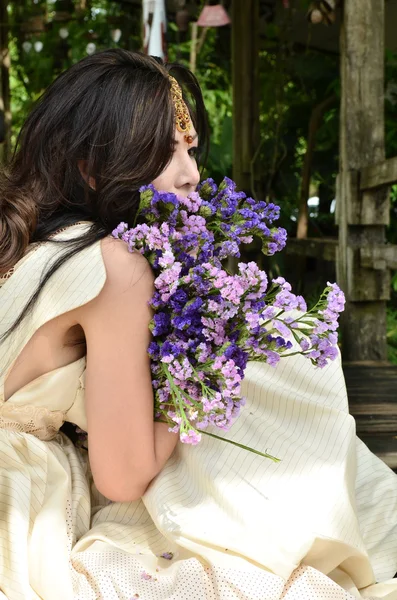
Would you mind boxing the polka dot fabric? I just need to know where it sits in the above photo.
[70,550,361,600]
[281,566,353,600]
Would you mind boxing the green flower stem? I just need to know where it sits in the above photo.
[162,365,192,430]
[160,364,279,461]
[294,312,320,322]
[292,319,317,327]
[279,350,310,358]
[186,362,223,402]
[155,417,281,462]
[200,430,280,462]
[290,328,302,345]
[296,288,330,318]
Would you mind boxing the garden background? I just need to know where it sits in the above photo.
[1,0,397,362]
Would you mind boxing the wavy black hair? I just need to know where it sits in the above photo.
[0,49,208,341]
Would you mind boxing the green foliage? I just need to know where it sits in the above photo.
[256,30,339,233]
[8,0,141,145]
[204,114,232,181]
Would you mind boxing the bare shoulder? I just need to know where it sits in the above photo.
[74,236,154,325]
[99,236,154,293]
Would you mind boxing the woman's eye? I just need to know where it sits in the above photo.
[188,147,199,159]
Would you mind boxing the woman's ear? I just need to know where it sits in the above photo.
[78,159,96,191]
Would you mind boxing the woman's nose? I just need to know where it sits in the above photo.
[177,156,200,193]
[189,161,200,188]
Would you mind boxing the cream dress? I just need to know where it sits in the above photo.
[0,223,397,600]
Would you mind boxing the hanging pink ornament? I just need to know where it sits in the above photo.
[197,5,231,27]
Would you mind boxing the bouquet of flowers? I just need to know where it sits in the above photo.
[112,178,345,459]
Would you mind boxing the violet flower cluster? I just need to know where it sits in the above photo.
[112,178,345,458]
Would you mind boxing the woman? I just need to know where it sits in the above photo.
[0,49,396,600]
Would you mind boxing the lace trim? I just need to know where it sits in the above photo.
[0,251,37,287]
[0,402,65,441]
[0,266,15,283]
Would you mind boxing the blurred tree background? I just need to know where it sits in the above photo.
[1,0,397,359]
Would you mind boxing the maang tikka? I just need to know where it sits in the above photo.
[169,75,194,145]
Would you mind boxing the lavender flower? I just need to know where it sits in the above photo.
[111,178,345,455]
[159,552,174,560]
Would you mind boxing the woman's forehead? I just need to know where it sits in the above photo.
[174,126,198,142]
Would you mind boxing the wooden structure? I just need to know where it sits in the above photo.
[283,0,397,363]
[231,0,260,194]
[231,0,397,467]
[294,0,397,467]
[344,364,397,470]
[337,0,391,362]
[283,0,397,364]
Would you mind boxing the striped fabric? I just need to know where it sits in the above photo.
[0,225,396,599]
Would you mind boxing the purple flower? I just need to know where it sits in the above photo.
[112,222,128,238]
[326,282,345,313]
[296,296,307,312]
[261,202,280,223]
[114,178,344,448]
[217,240,240,259]
[272,277,291,291]
[272,319,291,339]
[262,306,276,320]
[263,349,280,367]
[180,429,202,445]
[148,342,160,359]
[152,313,171,336]
[154,262,182,302]
[300,339,310,352]
[160,341,183,360]
[198,178,218,199]
[273,290,299,310]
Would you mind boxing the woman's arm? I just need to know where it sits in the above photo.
[76,237,179,502]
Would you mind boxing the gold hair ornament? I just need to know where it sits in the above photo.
[169,75,193,144]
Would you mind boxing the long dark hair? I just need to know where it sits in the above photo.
[0,49,208,340]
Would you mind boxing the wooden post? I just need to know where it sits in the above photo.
[231,0,259,193]
[189,22,198,74]
[338,0,389,361]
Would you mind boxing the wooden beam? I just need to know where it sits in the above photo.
[360,155,397,190]
[360,244,397,271]
[286,237,337,262]
[337,0,389,361]
[344,363,397,469]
